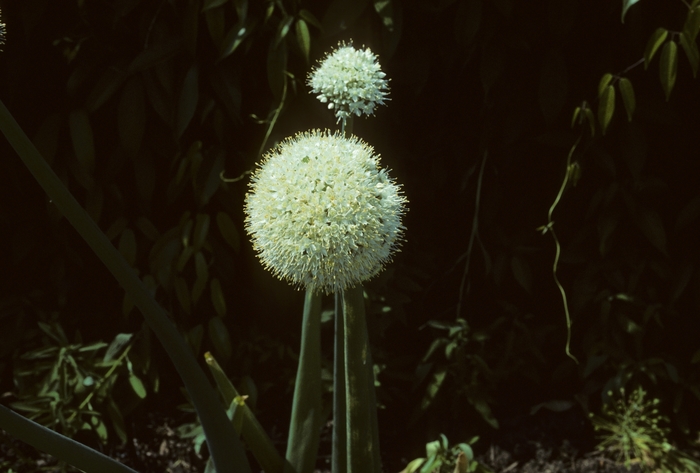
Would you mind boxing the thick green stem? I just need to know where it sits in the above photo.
[332,292,347,473]
[286,288,323,473]
[0,100,250,473]
[342,285,381,473]
[0,404,138,473]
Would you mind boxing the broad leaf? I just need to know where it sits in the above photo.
[679,32,699,77]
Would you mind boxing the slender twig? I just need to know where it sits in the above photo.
[539,135,582,364]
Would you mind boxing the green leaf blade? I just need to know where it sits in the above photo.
[659,40,678,101]
[617,77,636,121]
[644,27,668,69]
[598,85,616,136]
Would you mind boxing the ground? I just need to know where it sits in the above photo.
[2,405,698,472]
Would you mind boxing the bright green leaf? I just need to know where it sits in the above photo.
[597,73,613,97]
[659,40,678,101]
[129,373,147,398]
[598,85,615,136]
[617,77,635,121]
[644,27,668,69]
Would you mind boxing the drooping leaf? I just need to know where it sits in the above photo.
[216,212,241,252]
[617,77,635,121]
[621,0,640,23]
[636,209,668,254]
[129,373,147,399]
[85,68,128,113]
[210,278,227,317]
[219,21,252,60]
[177,64,199,138]
[644,27,668,69]
[679,31,699,77]
[659,40,678,101]
[208,317,232,360]
[299,9,322,30]
[597,85,615,136]
[684,6,700,42]
[267,39,288,99]
[597,73,614,97]
[175,277,192,314]
[127,39,182,74]
[192,213,211,251]
[192,251,209,303]
[295,18,311,64]
[275,15,294,49]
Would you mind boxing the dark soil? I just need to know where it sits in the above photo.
[2,405,698,473]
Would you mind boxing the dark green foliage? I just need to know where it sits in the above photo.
[3,0,700,467]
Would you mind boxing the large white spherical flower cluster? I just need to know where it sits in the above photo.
[307,44,390,123]
[244,130,406,294]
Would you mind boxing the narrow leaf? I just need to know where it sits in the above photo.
[684,6,700,43]
[210,278,227,317]
[598,85,615,136]
[659,40,678,101]
[617,77,635,121]
[177,64,199,138]
[644,27,668,69]
[208,316,232,361]
[202,0,229,12]
[216,212,241,252]
[295,19,311,64]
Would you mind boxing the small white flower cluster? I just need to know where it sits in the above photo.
[245,130,406,294]
[308,44,389,123]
